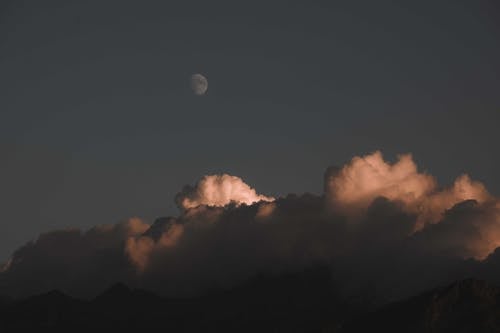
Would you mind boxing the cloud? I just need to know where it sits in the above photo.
[413,199,500,260]
[175,174,274,211]
[325,152,435,212]
[0,218,148,297]
[0,259,11,273]
[126,222,184,272]
[1,152,500,302]
[325,151,492,229]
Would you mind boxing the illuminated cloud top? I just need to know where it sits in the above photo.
[175,174,274,210]
[1,152,500,302]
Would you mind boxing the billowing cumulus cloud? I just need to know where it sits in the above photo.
[1,152,500,303]
[126,222,184,272]
[325,152,436,211]
[175,174,274,210]
[0,218,149,297]
[325,151,492,229]
[413,200,500,260]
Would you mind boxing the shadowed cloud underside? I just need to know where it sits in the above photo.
[1,151,500,302]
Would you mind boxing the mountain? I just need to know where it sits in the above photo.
[341,278,500,333]
[0,289,89,331]
[1,272,499,332]
[0,294,11,307]
[0,266,347,332]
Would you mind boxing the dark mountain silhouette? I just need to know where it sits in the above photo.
[0,289,89,331]
[0,266,348,332]
[1,269,499,332]
[0,294,11,307]
[342,278,500,333]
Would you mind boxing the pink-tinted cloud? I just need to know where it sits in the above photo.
[2,152,500,301]
[325,151,435,214]
[325,151,492,230]
[175,174,274,210]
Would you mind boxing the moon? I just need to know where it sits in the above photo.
[190,73,208,95]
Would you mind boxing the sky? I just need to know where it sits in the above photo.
[0,0,499,262]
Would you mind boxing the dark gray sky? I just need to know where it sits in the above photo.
[0,0,499,262]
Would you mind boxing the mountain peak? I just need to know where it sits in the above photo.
[94,282,133,303]
[342,279,500,333]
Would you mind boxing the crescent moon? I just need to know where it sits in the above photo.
[190,74,208,95]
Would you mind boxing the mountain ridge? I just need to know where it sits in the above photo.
[1,270,499,332]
